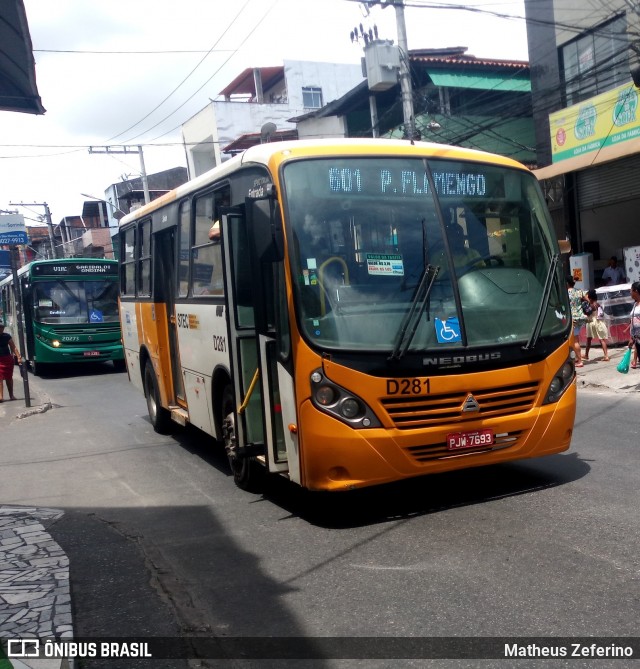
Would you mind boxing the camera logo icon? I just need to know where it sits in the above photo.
[7,639,40,658]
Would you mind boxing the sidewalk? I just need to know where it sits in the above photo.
[0,349,636,668]
[0,381,72,669]
[574,343,640,393]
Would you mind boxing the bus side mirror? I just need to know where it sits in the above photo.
[558,239,571,255]
[247,192,284,263]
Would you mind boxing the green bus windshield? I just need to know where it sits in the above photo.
[33,279,120,325]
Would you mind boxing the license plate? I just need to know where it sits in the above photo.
[447,428,494,451]
[83,351,101,357]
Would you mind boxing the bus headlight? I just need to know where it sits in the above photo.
[340,398,361,419]
[543,357,575,404]
[52,340,61,347]
[316,385,336,406]
[309,369,381,429]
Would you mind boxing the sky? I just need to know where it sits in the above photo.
[0,0,528,226]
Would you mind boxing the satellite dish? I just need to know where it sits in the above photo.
[260,122,277,143]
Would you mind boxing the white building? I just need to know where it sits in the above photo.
[182,60,365,178]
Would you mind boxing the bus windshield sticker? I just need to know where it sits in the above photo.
[435,317,461,344]
[366,254,404,276]
[90,309,104,323]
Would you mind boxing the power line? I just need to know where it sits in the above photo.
[105,0,253,143]
[127,1,280,145]
[34,48,235,54]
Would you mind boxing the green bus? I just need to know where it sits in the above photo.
[0,258,124,374]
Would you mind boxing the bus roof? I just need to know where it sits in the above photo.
[119,138,529,227]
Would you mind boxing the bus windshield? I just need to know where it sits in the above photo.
[283,156,568,353]
[33,280,120,324]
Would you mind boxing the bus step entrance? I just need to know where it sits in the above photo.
[170,408,189,426]
[237,443,266,458]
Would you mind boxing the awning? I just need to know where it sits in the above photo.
[426,70,530,93]
[534,137,640,180]
[0,0,45,114]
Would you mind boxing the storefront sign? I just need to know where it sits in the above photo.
[0,213,28,245]
[549,82,640,163]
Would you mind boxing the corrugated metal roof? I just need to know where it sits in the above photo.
[410,51,529,70]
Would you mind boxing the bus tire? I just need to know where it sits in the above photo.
[144,360,171,434]
[221,385,264,492]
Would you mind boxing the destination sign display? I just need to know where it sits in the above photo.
[32,262,116,276]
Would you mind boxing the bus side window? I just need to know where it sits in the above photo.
[121,227,136,296]
[178,200,191,298]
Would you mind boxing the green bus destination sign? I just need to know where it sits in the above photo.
[32,263,115,276]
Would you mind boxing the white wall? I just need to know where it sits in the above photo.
[283,60,363,108]
[297,115,349,139]
[182,105,219,177]
[182,60,365,178]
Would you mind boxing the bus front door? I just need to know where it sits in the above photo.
[156,228,185,403]
[221,210,291,487]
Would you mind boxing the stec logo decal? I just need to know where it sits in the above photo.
[177,313,200,329]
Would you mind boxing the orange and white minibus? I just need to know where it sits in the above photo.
[118,139,576,492]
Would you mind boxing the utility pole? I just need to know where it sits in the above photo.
[89,146,151,205]
[392,0,418,140]
[9,202,58,258]
[137,146,151,204]
[362,0,417,140]
[10,246,31,407]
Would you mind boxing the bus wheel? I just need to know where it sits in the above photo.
[221,385,264,492]
[144,361,171,434]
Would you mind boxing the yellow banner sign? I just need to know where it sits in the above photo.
[549,82,640,163]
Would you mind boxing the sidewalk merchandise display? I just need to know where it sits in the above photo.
[579,283,634,346]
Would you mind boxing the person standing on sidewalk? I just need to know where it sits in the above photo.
[602,256,626,286]
[567,276,587,367]
[584,289,610,361]
[628,282,640,369]
[0,324,21,402]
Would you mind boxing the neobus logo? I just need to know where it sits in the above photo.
[177,313,200,329]
[422,352,501,366]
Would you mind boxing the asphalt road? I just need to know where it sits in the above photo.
[1,364,638,668]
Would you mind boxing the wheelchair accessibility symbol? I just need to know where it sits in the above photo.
[89,309,104,323]
[435,317,461,343]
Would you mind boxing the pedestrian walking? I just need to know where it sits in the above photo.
[628,282,640,369]
[584,289,610,361]
[0,324,21,402]
[567,276,587,367]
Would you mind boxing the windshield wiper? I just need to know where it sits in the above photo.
[523,252,559,351]
[388,264,440,361]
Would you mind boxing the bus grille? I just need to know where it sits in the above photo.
[48,325,121,335]
[405,431,524,462]
[380,381,540,430]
